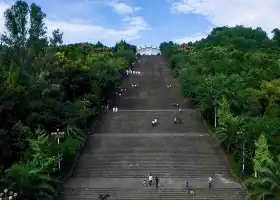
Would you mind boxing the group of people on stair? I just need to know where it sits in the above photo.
[132,84,139,88]
[185,176,213,197]
[152,117,158,127]
[185,182,195,196]
[98,59,216,199]
[143,174,159,189]
[126,69,141,75]
[151,106,182,127]
[151,114,182,127]
[98,194,110,200]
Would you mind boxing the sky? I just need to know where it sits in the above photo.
[0,0,280,47]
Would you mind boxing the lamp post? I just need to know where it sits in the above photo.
[0,189,18,200]
[240,129,245,173]
[51,129,65,171]
[214,106,217,128]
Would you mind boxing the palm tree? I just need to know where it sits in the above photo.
[245,155,280,200]
[1,163,57,200]
[216,116,241,153]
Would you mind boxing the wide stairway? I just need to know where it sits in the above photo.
[59,55,246,199]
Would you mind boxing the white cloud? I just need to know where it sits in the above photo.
[174,33,207,44]
[170,0,280,36]
[47,16,148,45]
[0,2,148,45]
[108,0,142,14]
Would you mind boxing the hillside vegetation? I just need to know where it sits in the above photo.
[160,26,280,199]
[0,1,136,199]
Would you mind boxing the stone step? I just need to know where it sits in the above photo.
[96,110,207,133]
[77,154,225,162]
[63,177,242,189]
[60,188,246,200]
[84,144,218,150]
[78,153,226,163]
[75,162,227,168]
[77,157,226,164]
[81,152,222,156]
[115,97,187,109]
[59,55,245,200]
[71,170,231,178]
[83,135,221,153]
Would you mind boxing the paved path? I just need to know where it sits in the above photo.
[59,55,246,200]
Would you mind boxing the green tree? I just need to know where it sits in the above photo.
[246,155,280,200]
[1,163,57,200]
[253,134,271,177]
[49,29,63,46]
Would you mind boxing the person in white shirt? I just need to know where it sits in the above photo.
[189,189,194,196]
[115,107,118,112]
[152,118,158,127]
[148,174,153,186]
[174,116,181,124]
[113,107,115,112]
[152,120,155,127]
[208,176,212,188]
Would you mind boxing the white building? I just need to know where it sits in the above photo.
[136,46,161,55]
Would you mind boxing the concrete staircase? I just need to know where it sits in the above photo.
[59,55,246,200]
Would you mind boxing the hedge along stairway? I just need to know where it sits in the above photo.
[59,55,246,200]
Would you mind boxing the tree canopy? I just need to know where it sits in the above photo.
[160,25,280,199]
[0,1,136,199]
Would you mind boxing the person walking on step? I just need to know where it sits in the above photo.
[143,176,147,187]
[208,176,212,188]
[154,118,158,126]
[179,108,182,113]
[155,176,159,189]
[152,119,156,127]
[148,174,153,186]
[185,182,190,194]
[174,116,177,124]
[174,116,181,124]
[99,194,110,200]
[189,189,194,196]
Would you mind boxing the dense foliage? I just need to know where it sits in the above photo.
[0,1,136,199]
[160,26,280,199]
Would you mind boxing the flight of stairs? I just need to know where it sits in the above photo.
[59,55,246,199]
